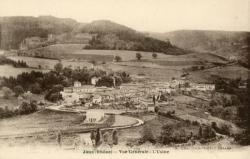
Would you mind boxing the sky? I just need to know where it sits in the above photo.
[0,0,249,32]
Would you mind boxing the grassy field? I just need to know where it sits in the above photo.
[118,114,199,145]
[189,64,250,82]
[0,65,49,77]
[0,109,85,136]
[104,63,183,81]
[5,47,248,82]
[0,94,45,109]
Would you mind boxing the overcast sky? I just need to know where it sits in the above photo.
[0,0,249,32]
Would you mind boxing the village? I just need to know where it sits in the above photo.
[57,75,215,123]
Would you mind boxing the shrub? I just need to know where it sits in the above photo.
[114,56,122,62]
[2,87,13,99]
[140,125,156,144]
[13,85,24,97]
[30,83,42,94]
[152,53,157,59]
[136,53,142,61]
[160,125,174,145]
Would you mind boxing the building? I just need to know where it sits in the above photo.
[19,36,43,50]
[190,83,215,91]
[60,92,81,104]
[147,104,155,112]
[92,95,102,104]
[91,76,100,85]
[85,111,106,123]
[170,79,185,88]
[64,81,96,93]
[228,55,238,62]
[60,81,96,104]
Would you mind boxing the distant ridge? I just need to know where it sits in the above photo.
[147,30,250,63]
[0,16,185,55]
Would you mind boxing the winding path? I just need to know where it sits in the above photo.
[46,105,144,131]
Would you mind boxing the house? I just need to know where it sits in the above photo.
[92,95,102,104]
[85,111,105,123]
[155,87,172,93]
[61,81,98,104]
[170,79,185,88]
[147,104,155,112]
[74,81,81,87]
[190,83,215,91]
[63,84,96,94]
[228,55,238,62]
[91,76,100,85]
[60,91,81,104]
[19,36,43,50]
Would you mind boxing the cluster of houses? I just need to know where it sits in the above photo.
[59,77,215,111]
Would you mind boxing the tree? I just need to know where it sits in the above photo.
[2,87,13,99]
[13,85,24,97]
[136,53,142,61]
[152,53,157,59]
[30,83,42,94]
[198,126,203,138]
[141,125,155,143]
[117,71,131,83]
[96,76,114,87]
[90,60,96,66]
[54,62,63,73]
[45,84,63,102]
[160,124,174,144]
[114,56,122,62]
[19,101,32,114]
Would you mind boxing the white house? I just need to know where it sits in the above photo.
[85,110,106,123]
[92,95,102,104]
[170,79,185,88]
[147,104,155,112]
[190,83,215,91]
[60,91,81,104]
[91,76,100,85]
[74,81,81,87]
[228,55,238,62]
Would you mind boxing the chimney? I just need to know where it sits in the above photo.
[113,76,116,88]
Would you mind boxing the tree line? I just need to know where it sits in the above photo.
[0,56,28,68]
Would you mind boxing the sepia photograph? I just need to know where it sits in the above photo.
[0,0,249,158]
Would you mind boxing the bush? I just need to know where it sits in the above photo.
[0,106,15,118]
[19,101,38,115]
[140,125,156,144]
[136,53,142,60]
[2,87,13,99]
[13,85,24,97]
[234,130,250,145]
[152,53,157,59]
[114,56,122,62]
[30,83,42,94]
[160,125,174,145]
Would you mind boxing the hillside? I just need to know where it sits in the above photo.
[79,20,184,54]
[0,16,79,49]
[0,17,185,55]
[147,30,250,63]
